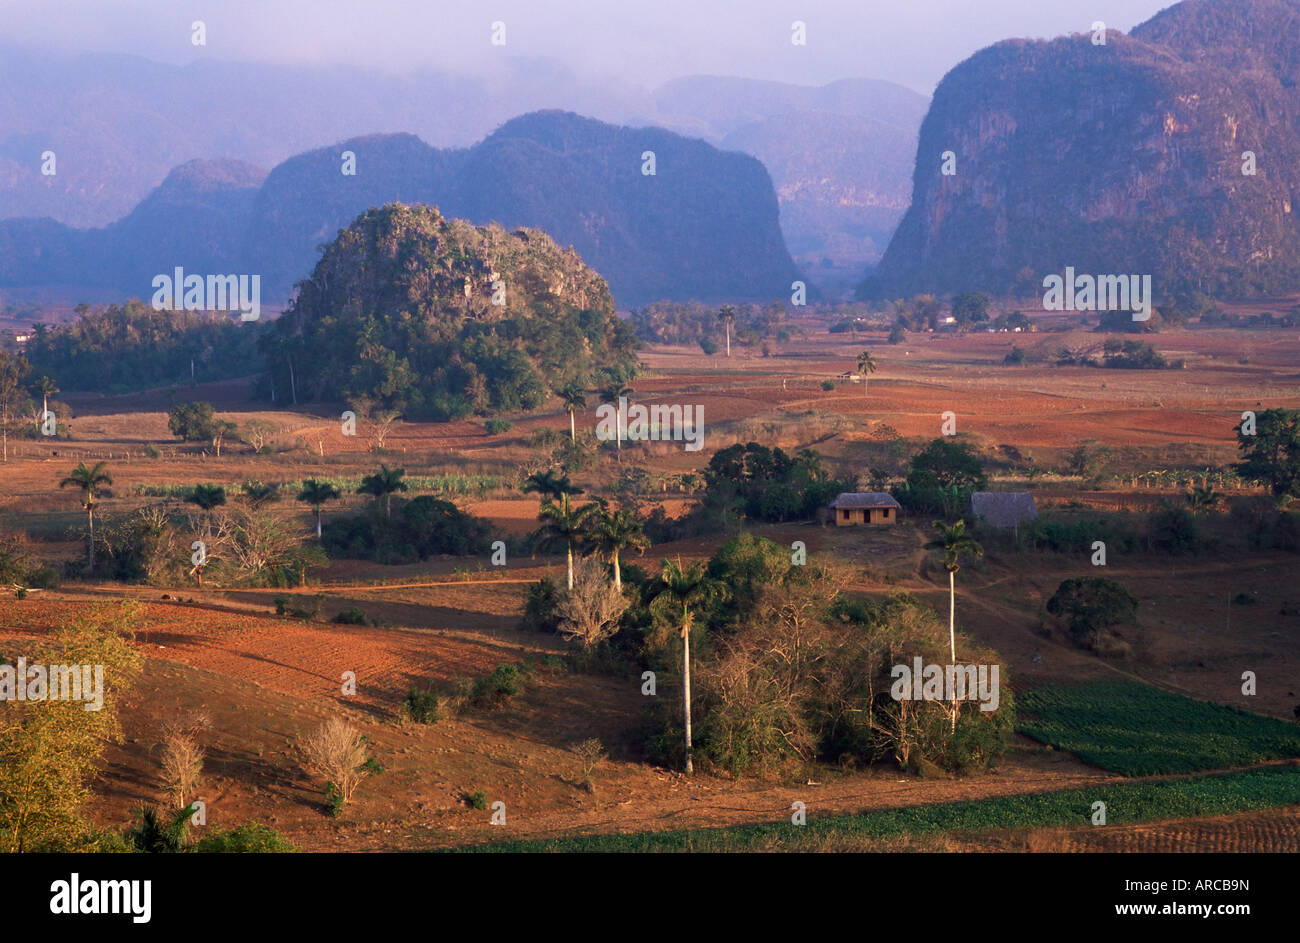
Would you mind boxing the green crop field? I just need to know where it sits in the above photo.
[451,765,1300,853]
[1017,681,1300,776]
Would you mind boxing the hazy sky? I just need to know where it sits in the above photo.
[0,0,1177,92]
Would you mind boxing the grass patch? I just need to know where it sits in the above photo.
[1017,681,1300,776]
[450,765,1300,853]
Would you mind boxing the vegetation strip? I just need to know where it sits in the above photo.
[451,765,1300,852]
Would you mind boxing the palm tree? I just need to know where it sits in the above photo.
[1187,483,1222,513]
[60,461,112,569]
[928,520,983,664]
[556,383,587,443]
[718,305,737,357]
[521,470,583,512]
[649,558,718,775]
[186,483,227,535]
[588,505,650,590]
[928,519,983,730]
[532,500,598,590]
[600,382,633,455]
[358,464,407,517]
[856,350,878,395]
[34,375,59,426]
[297,479,341,539]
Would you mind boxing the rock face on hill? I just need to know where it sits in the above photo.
[862,0,1300,300]
[0,112,800,307]
[263,203,638,419]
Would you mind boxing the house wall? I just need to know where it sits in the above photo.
[836,507,896,526]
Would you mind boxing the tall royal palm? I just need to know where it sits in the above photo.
[856,350,878,396]
[649,558,717,775]
[556,383,587,443]
[718,305,737,358]
[928,519,983,729]
[588,505,649,591]
[59,461,112,569]
[35,375,59,425]
[600,382,633,455]
[532,500,597,590]
[297,479,342,539]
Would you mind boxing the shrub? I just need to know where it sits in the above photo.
[332,606,372,626]
[572,738,606,793]
[1046,577,1139,651]
[469,664,523,708]
[484,418,513,435]
[1149,505,1200,555]
[404,684,442,724]
[821,379,836,391]
[193,823,298,853]
[465,790,488,810]
[519,577,562,633]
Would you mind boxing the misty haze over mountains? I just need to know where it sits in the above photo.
[5,0,1300,311]
[0,44,926,299]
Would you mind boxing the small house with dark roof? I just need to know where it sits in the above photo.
[829,492,900,526]
[969,492,1037,534]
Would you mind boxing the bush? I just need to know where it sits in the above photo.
[1046,577,1139,651]
[193,823,298,853]
[465,790,488,810]
[519,577,562,633]
[469,664,523,708]
[332,607,372,626]
[484,418,513,435]
[321,496,490,564]
[820,379,836,391]
[404,684,442,724]
[1149,505,1200,555]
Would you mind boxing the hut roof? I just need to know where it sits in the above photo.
[969,492,1038,528]
[829,492,902,510]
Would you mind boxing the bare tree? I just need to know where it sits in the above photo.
[159,713,209,810]
[555,557,629,646]
[298,717,370,813]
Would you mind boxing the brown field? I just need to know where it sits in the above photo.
[2,321,1299,851]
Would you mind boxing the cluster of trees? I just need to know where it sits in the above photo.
[322,478,490,565]
[259,204,638,420]
[524,470,649,591]
[695,443,851,526]
[524,534,1013,777]
[1236,408,1300,499]
[1100,339,1182,370]
[892,438,988,517]
[627,301,794,355]
[19,301,266,394]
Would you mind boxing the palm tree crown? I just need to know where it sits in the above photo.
[358,464,407,516]
[588,505,650,589]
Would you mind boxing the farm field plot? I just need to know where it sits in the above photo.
[1017,681,1300,776]
[459,764,1300,853]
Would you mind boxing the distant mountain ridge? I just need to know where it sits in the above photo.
[0,112,801,307]
[0,46,926,283]
[864,0,1300,300]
